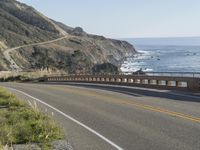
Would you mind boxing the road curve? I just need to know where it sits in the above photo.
[3,35,70,71]
[0,82,200,150]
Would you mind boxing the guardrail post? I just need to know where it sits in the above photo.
[46,72,200,91]
[111,78,116,82]
[101,78,105,82]
[117,78,121,82]
[135,79,140,84]
[142,79,148,84]
[128,79,134,83]
[106,78,110,82]
[122,78,127,83]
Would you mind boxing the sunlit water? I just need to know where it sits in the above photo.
[121,45,200,72]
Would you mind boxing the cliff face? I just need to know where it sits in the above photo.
[0,0,136,73]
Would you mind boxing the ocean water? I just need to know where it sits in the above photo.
[121,45,200,72]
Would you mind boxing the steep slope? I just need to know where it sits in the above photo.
[0,0,61,46]
[0,0,136,73]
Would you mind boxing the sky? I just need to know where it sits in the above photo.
[17,0,200,38]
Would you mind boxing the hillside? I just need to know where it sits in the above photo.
[0,0,136,73]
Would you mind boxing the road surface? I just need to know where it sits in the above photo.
[0,82,200,150]
[3,12,68,72]
[3,35,70,71]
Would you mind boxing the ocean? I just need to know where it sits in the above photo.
[121,37,200,73]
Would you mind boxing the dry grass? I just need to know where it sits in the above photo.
[0,87,64,149]
[0,70,67,78]
[0,70,68,83]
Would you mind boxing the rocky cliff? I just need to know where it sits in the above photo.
[0,0,136,73]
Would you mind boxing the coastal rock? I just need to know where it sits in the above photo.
[12,144,41,150]
[51,140,73,150]
[9,140,73,150]
[0,0,136,73]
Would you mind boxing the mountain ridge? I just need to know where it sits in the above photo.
[0,0,136,73]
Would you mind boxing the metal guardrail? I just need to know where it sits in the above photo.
[47,72,200,91]
[144,72,200,78]
[47,72,200,77]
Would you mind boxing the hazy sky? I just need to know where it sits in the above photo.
[17,0,200,38]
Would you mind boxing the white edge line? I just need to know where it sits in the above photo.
[6,87,124,150]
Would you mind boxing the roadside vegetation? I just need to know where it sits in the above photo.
[0,74,45,82]
[0,87,64,149]
[0,64,120,83]
[0,71,51,82]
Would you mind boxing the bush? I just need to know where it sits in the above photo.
[0,87,64,148]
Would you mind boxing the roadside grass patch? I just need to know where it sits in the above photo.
[0,87,64,149]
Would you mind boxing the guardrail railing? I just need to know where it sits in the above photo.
[47,72,200,91]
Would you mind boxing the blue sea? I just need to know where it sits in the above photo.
[121,37,200,72]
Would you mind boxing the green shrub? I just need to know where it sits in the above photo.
[0,87,64,148]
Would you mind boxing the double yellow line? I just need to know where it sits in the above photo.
[49,85,200,123]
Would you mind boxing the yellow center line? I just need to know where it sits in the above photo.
[48,85,200,123]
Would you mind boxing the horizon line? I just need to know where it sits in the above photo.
[119,36,200,39]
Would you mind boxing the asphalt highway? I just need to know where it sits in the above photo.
[0,82,200,150]
[3,35,69,71]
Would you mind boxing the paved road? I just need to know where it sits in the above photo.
[0,82,200,150]
[3,12,68,72]
[3,35,70,71]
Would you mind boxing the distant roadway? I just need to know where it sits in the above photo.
[3,35,70,71]
[0,82,200,150]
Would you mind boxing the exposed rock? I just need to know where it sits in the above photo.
[8,140,73,150]
[0,0,137,73]
[51,140,73,150]
[92,63,119,74]
[12,144,41,150]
